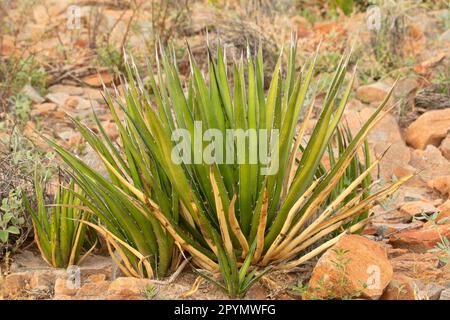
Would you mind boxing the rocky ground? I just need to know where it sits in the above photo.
[0,0,449,300]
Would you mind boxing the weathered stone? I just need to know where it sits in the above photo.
[101,121,119,140]
[371,208,413,224]
[440,288,450,300]
[409,146,450,186]
[82,71,114,87]
[389,224,450,253]
[344,107,409,180]
[83,88,105,102]
[106,277,149,300]
[363,222,422,237]
[399,201,438,217]
[22,84,45,103]
[346,98,364,110]
[381,274,417,300]
[429,175,450,198]
[2,273,31,297]
[394,78,419,99]
[435,200,450,223]
[48,84,84,96]
[405,109,450,149]
[305,235,392,300]
[29,271,55,292]
[77,255,115,280]
[76,280,110,299]
[46,92,70,106]
[356,82,391,104]
[415,282,445,300]
[439,29,450,42]
[54,278,78,297]
[30,103,57,117]
[439,133,450,160]
[393,164,416,179]
[86,274,107,283]
[63,96,98,110]
[389,252,450,286]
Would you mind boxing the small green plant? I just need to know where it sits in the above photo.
[0,129,54,259]
[0,56,47,110]
[195,241,272,298]
[330,0,354,16]
[24,176,93,268]
[8,93,32,120]
[96,45,122,75]
[0,188,26,245]
[144,283,158,300]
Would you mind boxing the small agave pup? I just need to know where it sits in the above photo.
[49,39,410,295]
[24,176,93,268]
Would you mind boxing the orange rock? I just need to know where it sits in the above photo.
[405,109,450,150]
[54,278,78,297]
[343,107,410,181]
[106,277,149,300]
[2,273,30,297]
[381,274,417,300]
[399,201,438,217]
[429,175,450,198]
[356,82,391,104]
[102,121,119,140]
[435,200,450,223]
[410,146,450,186]
[68,132,84,147]
[82,71,114,87]
[439,134,450,160]
[86,274,107,284]
[393,165,416,179]
[30,103,57,117]
[413,53,447,75]
[389,252,450,286]
[389,224,450,253]
[65,97,79,109]
[76,281,110,298]
[305,235,392,300]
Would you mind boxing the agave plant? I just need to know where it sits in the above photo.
[24,176,93,268]
[48,39,409,292]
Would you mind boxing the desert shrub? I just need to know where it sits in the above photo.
[49,39,407,296]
